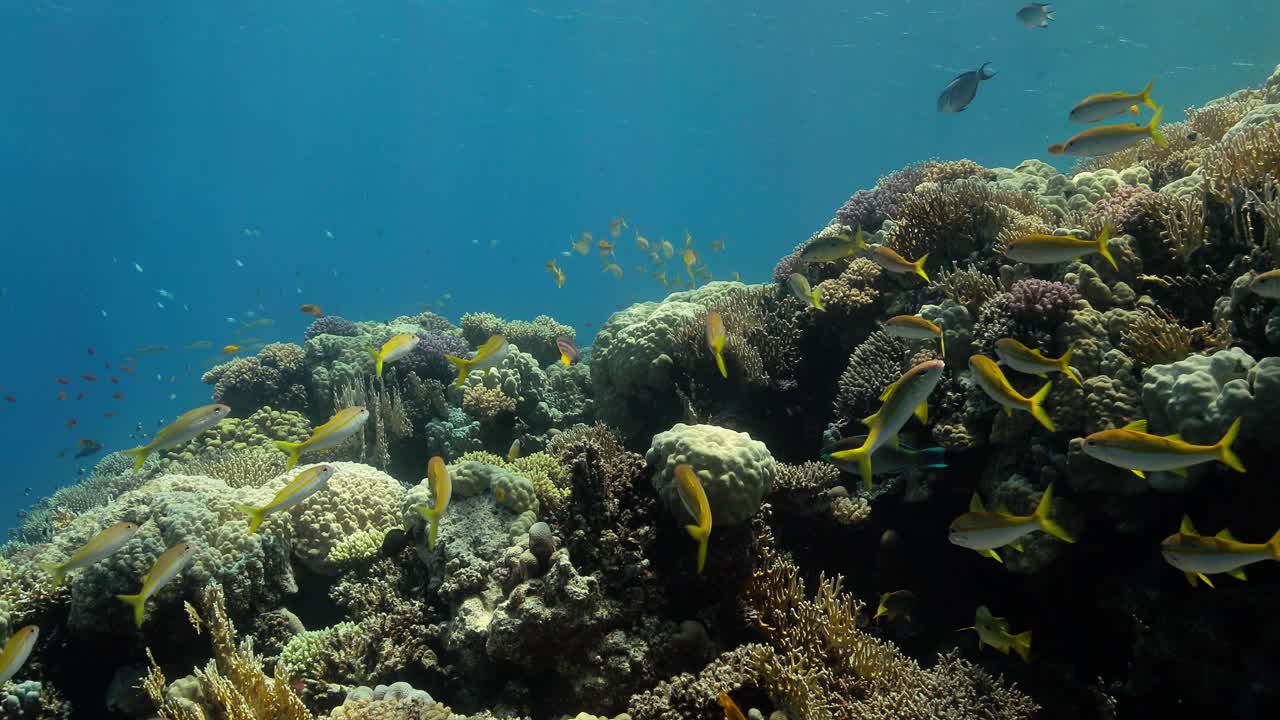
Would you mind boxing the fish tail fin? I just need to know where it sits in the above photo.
[1095,222,1118,271]
[979,62,996,80]
[685,524,710,574]
[1268,528,1280,561]
[914,253,931,282]
[1035,483,1075,543]
[938,328,946,358]
[1044,5,1055,21]
[1029,381,1056,432]
[367,348,384,378]
[444,354,472,388]
[918,447,948,468]
[1059,346,1084,386]
[1140,77,1157,110]
[117,593,147,628]
[122,446,150,472]
[853,225,868,249]
[1148,105,1168,149]
[38,563,66,587]
[1215,417,1246,473]
[235,504,267,535]
[714,350,728,379]
[811,287,826,312]
[273,440,304,471]
[1012,630,1033,662]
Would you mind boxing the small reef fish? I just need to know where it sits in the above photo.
[546,259,566,288]
[1161,515,1280,588]
[368,333,420,378]
[602,263,624,279]
[572,232,593,255]
[786,273,825,311]
[968,355,1055,431]
[635,232,650,251]
[66,419,77,429]
[827,359,945,491]
[1249,269,1280,298]
[39,521,140,586]
[1081,418,1245,478]
[1015,3,1054,29]
[823,435,946,476]
[80,374,97,382]
[55,392,66,401]
[800,227,859,264]
[873,589,917,623]
[1069,78,1157,123]
[717,692,745,720]
[55,378,70,385]
[241,318,275,329]
[660,239,675,259]
[236,464,336,535]
[123,404,231,471]
[183,341,212,351]
[116,542,198,628]
[675,463,712,574]
[994,338,1083,386]
[855,233,930,281]
[0,626,38,685]
[885,315,944,356]
[299,303,324,317]
[74,438,104,459]
[1049,106,1168,156]
[682,248,698,287]
[937,63,996,113]
[222,344,241,355]
[507,438,521,462]
[1004,224,1117,271]
[711,237,726,254]
[414,456,453,550]
[134,345,169,355]
[948,484,1074,563]
[274,407,370,470]
[706,311,727,379]
[445,335,510,388]
[963,606,1032,662]
[556,336,580,366]
[609,216,627,238]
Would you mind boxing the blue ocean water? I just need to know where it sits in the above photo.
[0,0,1276,531]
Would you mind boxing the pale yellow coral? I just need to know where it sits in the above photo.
[461,384,517,419]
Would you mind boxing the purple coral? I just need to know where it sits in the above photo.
[1089,184,1164,238]
[303,315,359,341]
[833,163,926,231]
[1007,279,1079,324]
[400,331,469,382]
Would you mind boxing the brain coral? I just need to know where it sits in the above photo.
[276,462,407,575]
[647,423,775,527]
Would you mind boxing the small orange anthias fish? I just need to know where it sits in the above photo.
[299,303,324,318]
[222,344,241,355]
[556,336,580,366]
[717,692,745,720]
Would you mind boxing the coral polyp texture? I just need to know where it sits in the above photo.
[6,68,1280,720]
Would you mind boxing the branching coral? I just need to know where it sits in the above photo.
[1203,117,1280,202]
[813,258,883,326]
[928,264,1003,315]
[202,343,310,413]
[159,446,289,489]
[832,332,910,432]
[1119,307,1230,369]
[1158,187,1209,262]
[886,179,1051,266]
[332,375,412,469]
[461,312,575,366]
[461,384,517,420]
[1007,278,1079,325]
[303,315,359,341]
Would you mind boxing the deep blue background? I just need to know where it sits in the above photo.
[1,0,1276,528]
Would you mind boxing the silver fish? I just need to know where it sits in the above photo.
[1015,3,1054,29]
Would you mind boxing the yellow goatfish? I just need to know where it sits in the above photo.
[1004,223,1117,271]
[961,606,1032,663]
[786,273,825,311]
[1081,418,1245,478]
[368,333,420,378]
[39,521,140,586]
[0,625,38,685]
[675,464,712,574]
[1048,105,1168,156]
[828,359,946,491]
[948,483,1074,563]
[706,311,728,379]
[414,456,453,550]
[854,232,930,281]
[274,406,369,470]
[968,355,1055,431]
[122,403,231,471]
[1161,515,1280,588]
[1069,78,1158,123]
[994,338,1083,386]
[445,334,509,388]
[1249,269,1280,299]
[799,227,860,264]
[884,315,945,356]
[117,542,198,628]
[236,464,336,535]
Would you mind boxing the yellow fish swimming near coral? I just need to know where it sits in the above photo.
[948,483,1074,563]
[117,542,198,628]
[1161,515,1280,588]
[968,355,1055,432]
[445,334,510,388]
[1081,418,1245,478]
[675,463,712,574]
[368,333,420,378]
[274,406,369,471]
[122,403,231,471]
[1004,224,1117,271]
[415,456,453,551]
[0,625,38,685]
[962,605,1032,662]
[39,521,140,586]
[236,464,336,535]
[994,338,1083,386]
[706,310,727,379]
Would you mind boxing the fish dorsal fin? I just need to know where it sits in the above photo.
[861,411,880,428]
[1179,515,1198,535]
[879,381,897,402]
[1228,568,1248,581]
[1122,419,1148,432]
[1163,433,1183,442]
[997,502,1012,515]
[1028,347,1047,359]
[915,402,929,424]
[1215,528,1237,542]
[969,494,985,513]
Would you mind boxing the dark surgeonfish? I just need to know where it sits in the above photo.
[937,63,996,113]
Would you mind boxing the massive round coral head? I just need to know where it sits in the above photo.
[647,423,775,527]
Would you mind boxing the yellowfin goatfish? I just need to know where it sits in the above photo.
[884,315,944,356]
[1069,78,1157,124]
[855,233,930,281]
[116,542,198,628]
[675,464,712,574]
[122,403,231,471]
[39,521,140,586]
[1081,418,1245,478]
[706,311,728,379]
[236,464,336,535]
[828,359,946,491]
[1015,3,1054,29]
[1049,105,1168,156]
[414,456,453,551]
[1161,515,1280,588]
[1249,269,1280,299]
[556,336,580,366]
[368,333,420,378]
[1004,224,1116,271]
[994,338,1083,386]
[823,435,946,476]
[962,606,1032,662]
[873,589,917,623]
[785,273,825,311]
[546,259,566,288]
[799,227,859,264]
[0,626,38,685]
[948,484,1074,563]
[968,355,1055,431]
[445,334,510,388]
[274,407,370,470]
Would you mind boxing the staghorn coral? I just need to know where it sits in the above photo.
[202,342,309,413]
[1158,188,1209,262]
[928,264,1002,315]
[1119,306,1228,369]
[1203,115,1280,202]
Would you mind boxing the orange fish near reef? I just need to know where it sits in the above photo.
[55,378,70,385]
[718,692,746,720]
[222,345,241,355]
[556,336,580,366]
[299,304,324,318]
[81,374,97,382]
[56,392,66,401]
[121,365,134,373]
